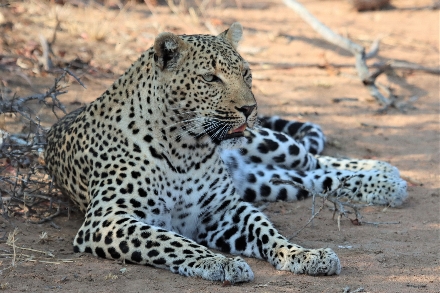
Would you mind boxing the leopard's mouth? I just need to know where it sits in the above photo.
[224,123,247,140]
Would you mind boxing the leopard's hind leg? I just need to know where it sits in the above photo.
[222,116,407,206]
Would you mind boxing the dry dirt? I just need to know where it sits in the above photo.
[0,0,439,292]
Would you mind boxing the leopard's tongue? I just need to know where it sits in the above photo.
[228,124,247,134]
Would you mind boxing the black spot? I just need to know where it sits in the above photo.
[138,188,148,197]
[247,174,257,183]
[273,154,286,163]
[148,249,160,257]
[119,241,130,253]
[215,238,231,252]
[143,135,153,142]
[95,247,106,258]
[273,119,289,131]
[288,144,300,156]
[157,235,171,241]
[141,231,151,239]
[243,188,257,202]
[131,251,143,263]
[223,226,239,239]
[127,225,136,235]
[250,156,262,163]
[297,188,309,200]
[153,258,166,265]
[273,132,289,142]
[322,177,333,190]
[257,143,269,154]
[173,259,185,265]
[291,160,300,168]
[248,224,255,242]
[277,188,287,201]
[149,146,162,159]
[170,241,183,248]
[260,184,271,197]
[93,232,102,242]
[134,210,146,218]
[287,122,302,135]
[263,139,279,151]
[108,247,121,259]
[235,236,247,251]
[258,129,269,136]
[233,206,246,223]
[290,176,303,184]
[116,229,124,238]
[130,198,141,208]
[105,233,113,244]
[131,171,141,179]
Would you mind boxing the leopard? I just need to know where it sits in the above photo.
[44,23,407,284]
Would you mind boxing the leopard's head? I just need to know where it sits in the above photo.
[153,23,257,149]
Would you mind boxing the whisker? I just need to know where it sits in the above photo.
[209,122,229,141]
[172,121,205,140]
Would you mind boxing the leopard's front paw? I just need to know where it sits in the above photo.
[193,256,254,283]
[276,247,341,276]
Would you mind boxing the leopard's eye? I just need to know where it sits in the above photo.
[242,69,252,87]
[201,74,221,83]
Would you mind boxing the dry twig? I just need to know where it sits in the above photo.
[271,177,398,239]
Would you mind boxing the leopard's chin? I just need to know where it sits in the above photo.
[219,136,247,150]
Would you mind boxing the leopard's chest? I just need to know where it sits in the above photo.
[140,162,236,239]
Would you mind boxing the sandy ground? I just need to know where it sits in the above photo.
[0,0,439,292]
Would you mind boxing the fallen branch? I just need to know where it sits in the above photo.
[282,0,388,106]
[281,0,425,111]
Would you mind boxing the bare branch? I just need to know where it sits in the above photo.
[39,34,53,71]
[365,38,381,59]
[283,0,390,105]
[0,70,77,223]
[271,177,398,238]
[281,0,432,110]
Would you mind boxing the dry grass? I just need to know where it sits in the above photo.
[0,228,74,278]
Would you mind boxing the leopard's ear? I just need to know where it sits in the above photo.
[154,32,187,71]
[218,22,243,49]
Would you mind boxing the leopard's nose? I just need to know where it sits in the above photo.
[236,105,256,119]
